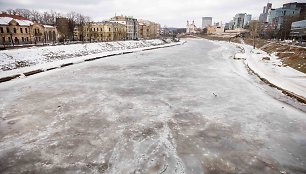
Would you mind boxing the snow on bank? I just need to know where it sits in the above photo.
[0,39,166,71]
[0,40,184,82]
[234,42,306,101]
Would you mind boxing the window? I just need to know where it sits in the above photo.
[0,27,3,33]
[109,28,111,32]
[26,37,29,41]
[8,37,11,41]
[22,37,24,42]
[6,27,9,33]
[20,28,23,33]
[25,28,28,33]
[13,28,16,33]
[2,37,5,42]
[101,28,102,31]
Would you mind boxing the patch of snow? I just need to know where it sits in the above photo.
[0,17,33,26]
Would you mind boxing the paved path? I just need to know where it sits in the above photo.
[0,39,306,174]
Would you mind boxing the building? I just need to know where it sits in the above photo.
[266,3,306,30]
[138,19,160,39]
[0,14,33,45]
[75,21,126,42]
[231,13,252,29]
[283,2,306,20]
[224,23,230,30]
[42,25,58,44]
[290,19,306,40]
[267,7,300,29]
[186,20,197,34]
[110,15,138,40]
[0,13,58,46]
[244,14,252,27]
[207,25,225,34]
[202,17,212,29]
[259,3,272,23]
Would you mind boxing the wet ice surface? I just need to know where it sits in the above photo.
[0,39,306,174]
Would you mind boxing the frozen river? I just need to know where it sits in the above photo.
[1,39,306,174]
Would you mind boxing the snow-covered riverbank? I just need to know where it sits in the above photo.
[0,39,169,71]
[234,42,306,103]
[0,39,184,83]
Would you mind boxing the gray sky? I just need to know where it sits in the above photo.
[0,0,305,27]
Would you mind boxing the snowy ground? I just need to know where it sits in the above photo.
[0,39,167,71]
[1,39,306,173]
[233,41,306,102]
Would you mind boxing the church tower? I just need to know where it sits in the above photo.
[186,20,190,33]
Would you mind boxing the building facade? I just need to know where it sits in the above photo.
[186,20,196,34]
[259,3,272,23]
[290,19,306,39]
[202,17,212,29]
[110,15,138,40]
[207,25,225,34]
[231,13,252,29]
[267,7,300,29]
[0,13,58,46]
[75,21,126,42]
[138,19,160,39]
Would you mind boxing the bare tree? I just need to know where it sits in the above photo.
[66,12,78,41]
[249,20,260,49]
[6,9,17,15]
[15,9,31,19]
[30,10,42,23]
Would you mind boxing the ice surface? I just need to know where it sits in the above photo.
[0,39,305,173]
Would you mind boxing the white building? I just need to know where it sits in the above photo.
[186,20,196,34]
[202,17,212,29]
[110,15,138,40]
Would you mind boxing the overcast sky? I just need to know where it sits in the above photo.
[0,0,305,27]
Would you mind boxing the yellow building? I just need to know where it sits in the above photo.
[138,19,160,39]
[0,13,58,46]
[0,14,33,45]
[75,21,126,42]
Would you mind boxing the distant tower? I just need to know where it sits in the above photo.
[202,17,213,29]
[186,20,190,33]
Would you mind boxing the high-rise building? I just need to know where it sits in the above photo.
[202,17,212,29]
[267,3,303,29]
[259,3,272,23]
[231,13,252,29]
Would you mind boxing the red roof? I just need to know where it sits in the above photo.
[0,13,29,20]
